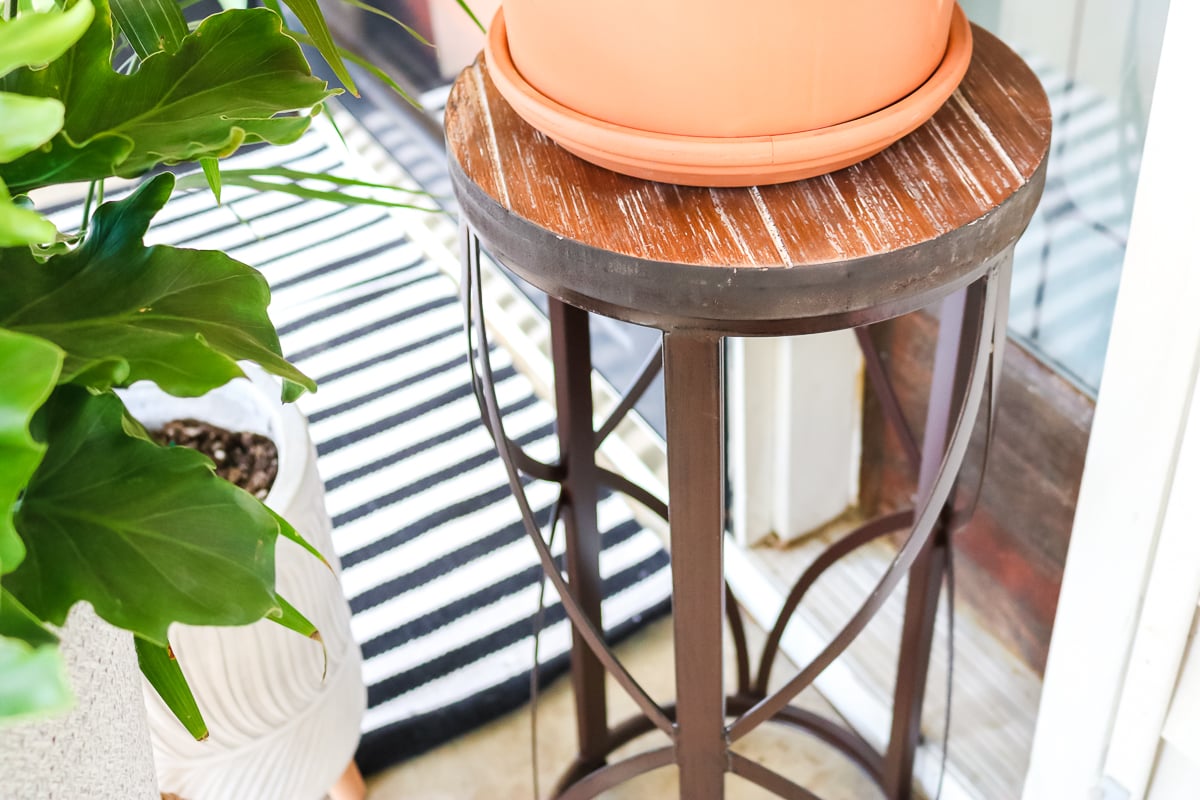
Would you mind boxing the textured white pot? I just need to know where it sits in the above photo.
[0,605,160,800]
[121,369,366,800]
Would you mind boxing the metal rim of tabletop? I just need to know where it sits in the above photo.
[448,152,1044,337]
[460,223,1010,799]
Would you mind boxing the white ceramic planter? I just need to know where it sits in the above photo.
[120,369,365,800]
[0,605,161,800]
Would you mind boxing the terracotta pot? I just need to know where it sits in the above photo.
[503,0,956,138]
[485,0,972,186]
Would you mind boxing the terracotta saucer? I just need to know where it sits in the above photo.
[484,5,974,187]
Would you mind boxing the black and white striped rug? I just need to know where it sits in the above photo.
[67,125,672,774]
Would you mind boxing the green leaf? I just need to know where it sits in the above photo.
[267,594,318,638]
[276,0,357,96]
[134,635,208,740]
[0,5,90,243]
[268,508,330,571]
[5,386,282,644]
[336,0,431,46]
[0,0,334,193]
[0,635,71,721]
[0,173,316,397]
[454,0,485,34]
[179,165,434,196]
[320,104,349,150]
[202,176,435,210]
[1,135,133,196]
[281,378,306,404]
[0,329,62,576]
[0,93,64,163]
[176,169,438,211]
[0,587,58,648]
[284,29,419,108]
[200,156,221,205]
[0,0,95,78]
[267,593,326,679]
[0,178,58,246]
[109,0,187,59]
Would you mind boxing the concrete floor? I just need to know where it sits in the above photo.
[366,615,881,799]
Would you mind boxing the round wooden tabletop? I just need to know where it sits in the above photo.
[446,26,1052,335]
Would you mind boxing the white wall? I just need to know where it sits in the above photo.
[728,334,862,546]
[430,0,501,79]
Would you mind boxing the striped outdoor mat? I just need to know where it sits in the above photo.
[57,127,672,774]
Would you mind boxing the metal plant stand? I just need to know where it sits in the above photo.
[446,26,1051,800]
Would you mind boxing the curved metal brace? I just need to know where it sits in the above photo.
[595,466,668,520]
[855,326,922,476]
[464,230,676,740]
[946,252,1007,535]
[727,267,1000,744]
[594,340,663,449]
[595,464,750,696]
[727,584,753,696]
[952,248,1007,528]
[553,705,676,795]
[729,753,827,800]
[725,695,884,787]
[462,228,566,484]
[529,495,564,800]
[557,747,676,800]
[556,696,885,798]
[753,509,916,696]
[552,756,595,799]
[606,707,675,747]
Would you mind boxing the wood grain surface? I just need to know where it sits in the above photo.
[445,25,1051,271]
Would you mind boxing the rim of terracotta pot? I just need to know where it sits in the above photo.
[501,0,959,139]
[484,4,974,187]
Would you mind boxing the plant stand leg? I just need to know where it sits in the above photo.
[664,331,728,800]
[549,299,609,772]
[883,279,990,798]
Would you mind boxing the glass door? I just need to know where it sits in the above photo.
[961,0,1171,391]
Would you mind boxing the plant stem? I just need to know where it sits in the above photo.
[79,181,98,236]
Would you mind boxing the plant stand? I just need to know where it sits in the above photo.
[446,25,1051,800]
